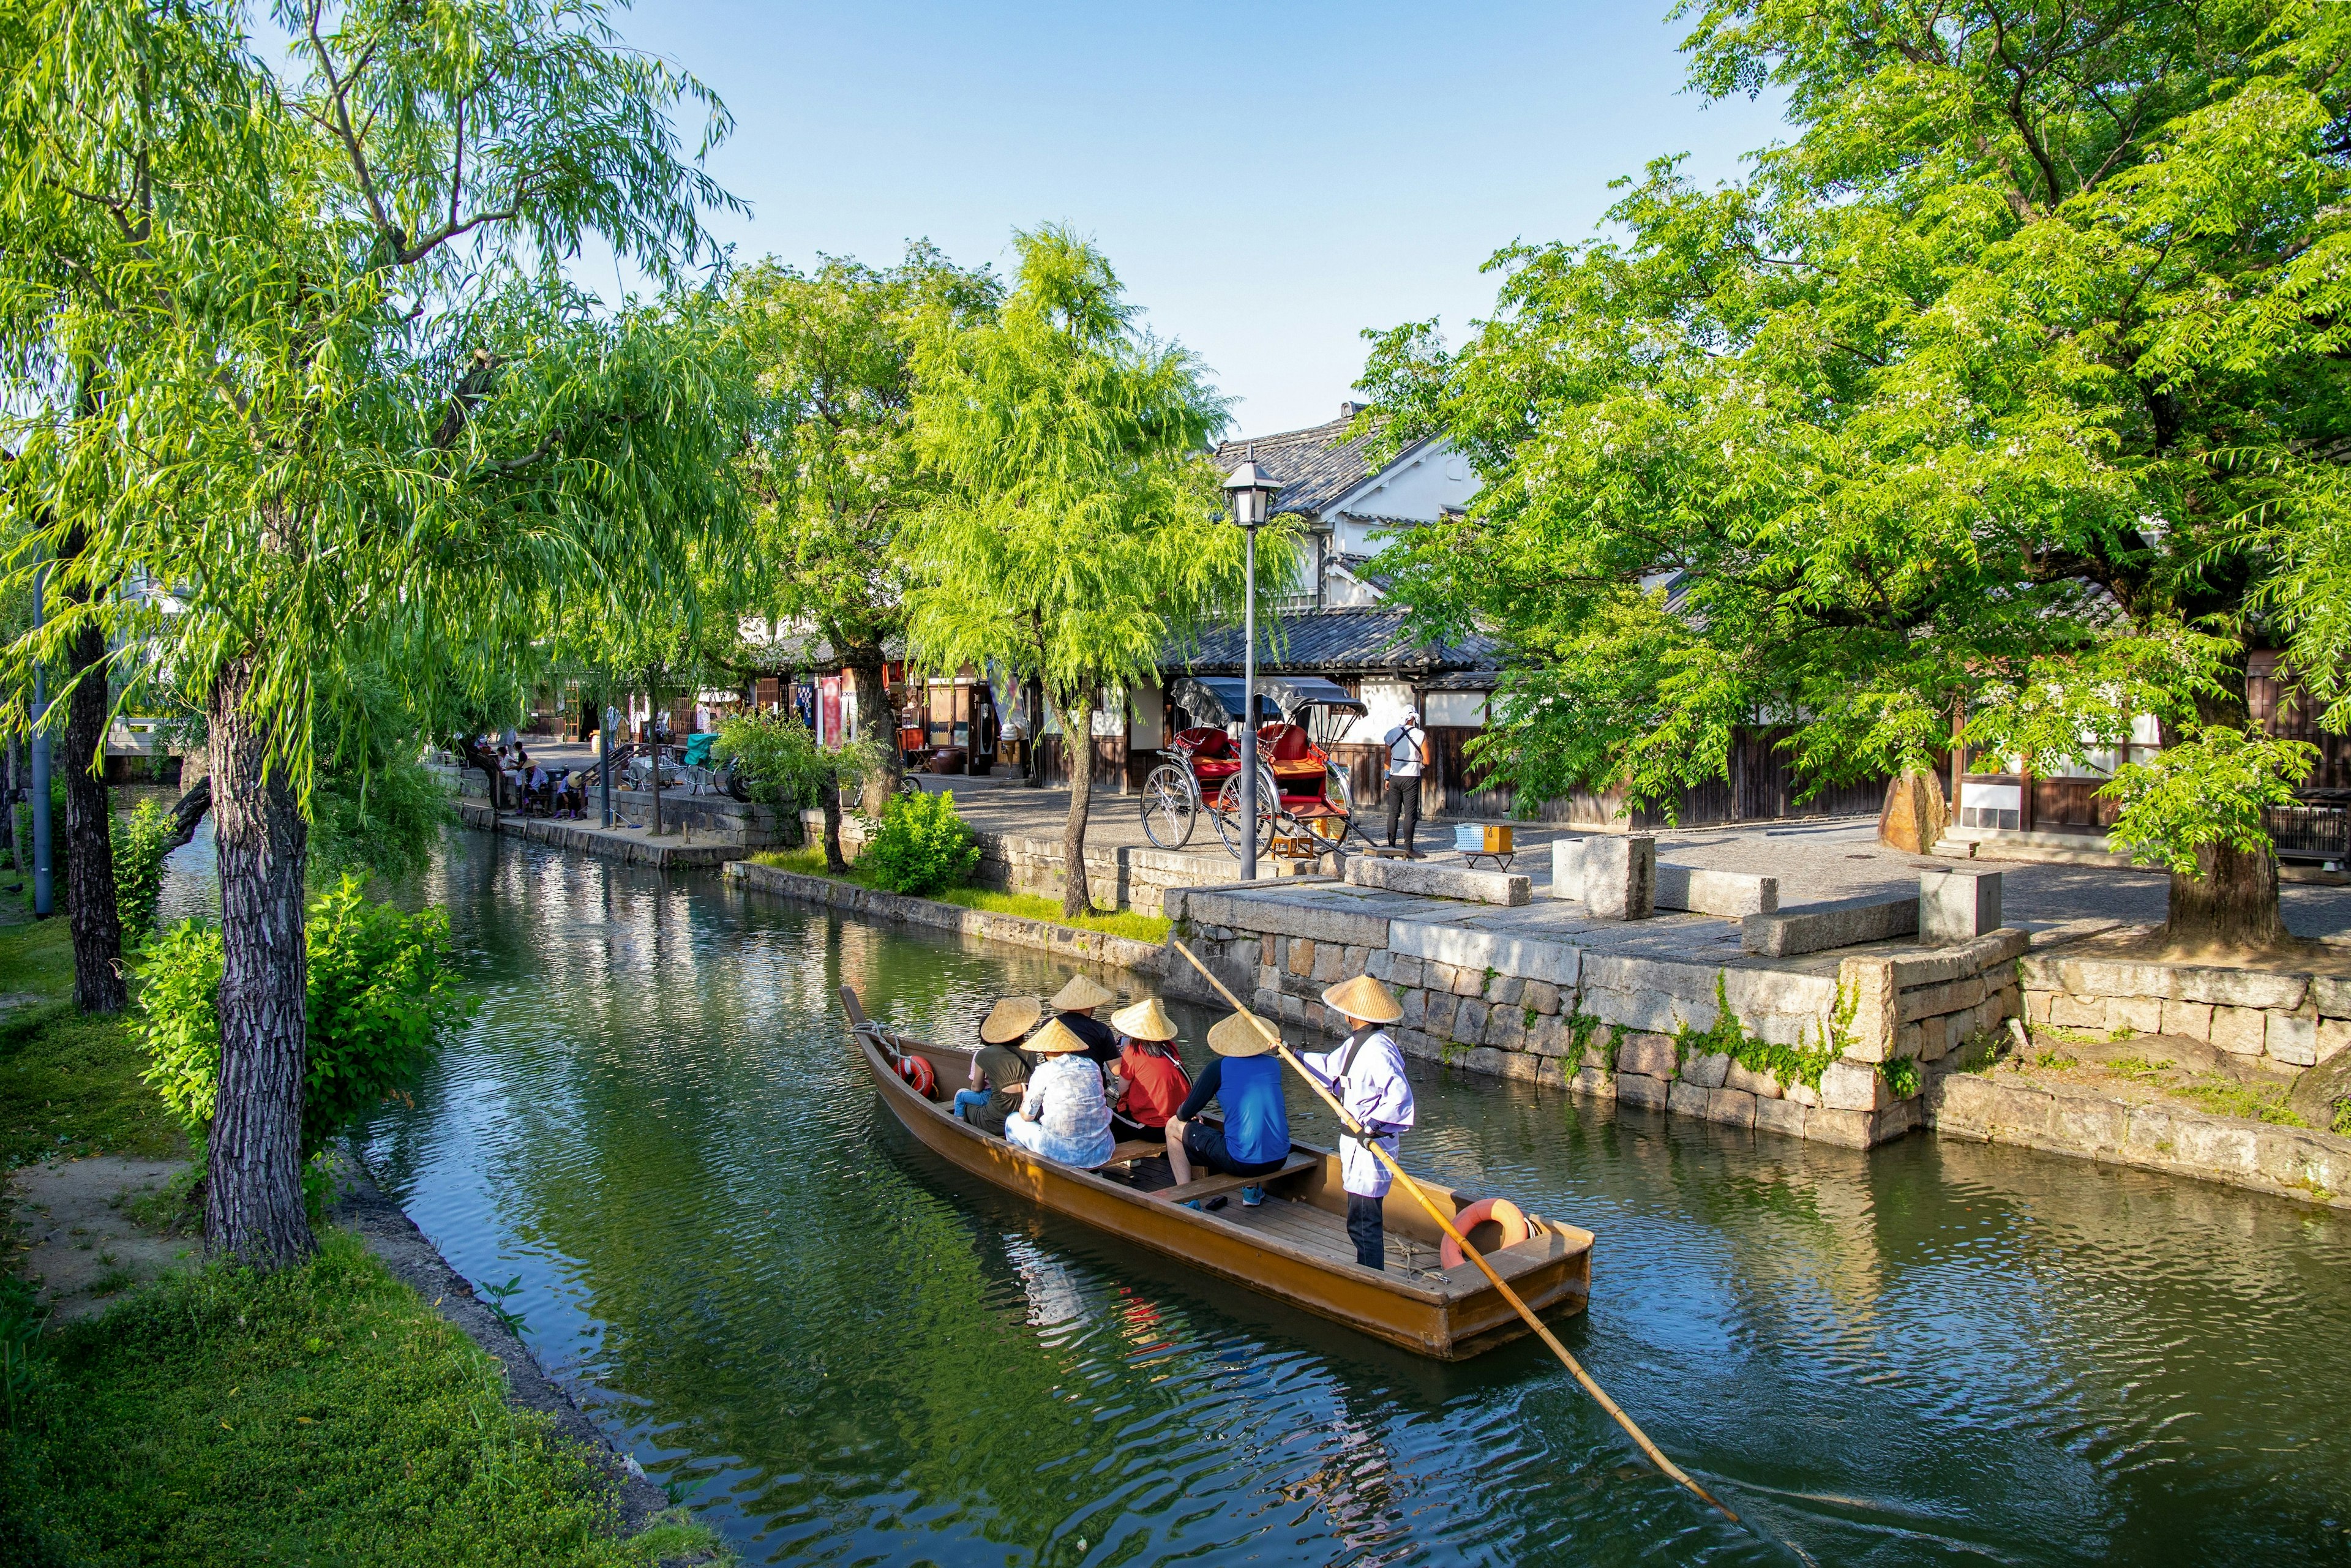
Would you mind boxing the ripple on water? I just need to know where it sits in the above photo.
[325,834,2351,1567]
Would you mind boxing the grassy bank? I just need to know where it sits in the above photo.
[1,1231,716,1567]
[749,846,1171,943]
[0,921,726,1566]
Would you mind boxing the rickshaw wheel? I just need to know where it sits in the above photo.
[1141,763,1198,849]
[1322,762,1354,822]
[1211,767,1278,859]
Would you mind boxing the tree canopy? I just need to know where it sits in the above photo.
[1358,0,2351,947]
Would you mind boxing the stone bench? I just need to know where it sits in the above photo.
[1742,893,1918,957]
[1551,838,1776,918]
[1345,855,1531,906]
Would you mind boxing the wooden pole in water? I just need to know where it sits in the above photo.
[1169,940,1738,1523]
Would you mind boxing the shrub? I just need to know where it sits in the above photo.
[306,756,452,885]
[858,789,979,896]
[135,876,474,1159]
[111,798,179,944]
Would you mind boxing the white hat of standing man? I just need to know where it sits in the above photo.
[1321,975,1403,1025]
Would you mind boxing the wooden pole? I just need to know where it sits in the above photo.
[1170,940,1738,1523]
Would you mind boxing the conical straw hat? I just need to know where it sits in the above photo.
[1207,1010,1281,1057]
[1322,974,1402,1024]
[1026,1018,1091,1055]
[980,996,1043,1044]
[1049,975,1117,1012]
[1109,997,1177,1041]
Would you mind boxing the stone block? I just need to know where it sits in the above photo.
[1918,866,2003,945]
[1388,955,1425,990]
[1288,939,1317,977]
[2210,1005,2268,1056]
[1485,973,1523,1007]
[2267,1012,2319,1067]
[1718,968,1842,1018]
[1755,1097,1809,1139]
[2173,1118,2260,1174]
[2053,1094,2127,1149]
[1916,1014,1951,1062]
[1524,980,1561,1015]
[2124,1105,2179,1152]
[1616,1031,1678,1079]
[1807,1108,1877,1149]
[1724,1060,1782,1098]
[1836,956,1900,1063]
[1389,921,1583,988]
[1426,961,1458,995]
[1683,1051,1731,1089]
[1550,836,1586,900]
[2174,969,2308,1010]
[2318,1018,2351,1066]
[1708,1087,1759,1128]
[1485,1011,1525,1050]
[1871,1101,1919,1142]
[1400,989,1427,1029]
[1498,1049,1543,1084]
[1819,1058,1893,1113]
[1525,1015,1567,1056]
[1422,994,1457,1037]
[1585,835,1657,921]
[1364,948,1393,981]
[1179,889,1389,950]
[1457,1046,1508,1078]
[1667,1079,1711,1118]
[1342,943,1372,974]
[2161,999,2213,1042]
[1281,992,1310,1023]
[1655,863,1780,918]
[1346,855,1532,906]
[1454,999,1490,1043]
[1395,1029,1442,1062]
[1453,965,1486,998]
[1898,975,1987,1024]
[1744,894,1918,958]
[2048,993,2105,1029]
[1311,943,1345,983]
[2026,989,2053,1023]
[1787,1081,1821,1108]
[2312,976,2351,1019]
[1569,1063,1616,1099]
[2110,996,2165,1036]
[1617,1073,1670,1110]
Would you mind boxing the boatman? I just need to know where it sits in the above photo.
[1300,975,1415,1272]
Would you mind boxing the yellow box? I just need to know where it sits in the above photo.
[1483,825,1515,854]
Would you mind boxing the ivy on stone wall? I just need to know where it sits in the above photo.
[1673,973,1848,1096]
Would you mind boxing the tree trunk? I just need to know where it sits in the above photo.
[1023,675,1045,788]
[847,643,901,817]
[204,655,315,1268]
[2161,673,2287,952]
[61,618,125,1012]
[1060,688,1095,918]
[166,775,213,852]
[820,774,847,874]
[2163,842,2284,952]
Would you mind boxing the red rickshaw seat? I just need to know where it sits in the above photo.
[1175,726,1242,782]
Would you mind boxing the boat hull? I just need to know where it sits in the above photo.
[847,994,1592,1360]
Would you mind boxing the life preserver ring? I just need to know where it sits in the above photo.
[895,1053,937,1097]
[1441,1197,1530,1269]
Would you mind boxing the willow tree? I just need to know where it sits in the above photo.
[1359,0,2351,954]
[906,227,1264,917]
[729,246,1001,815]
[0,0,744,1264]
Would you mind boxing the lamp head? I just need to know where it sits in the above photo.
[1223,447,1282,529]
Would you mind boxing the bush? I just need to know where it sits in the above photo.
[859,788,980,896]
[134,876,474,1159]
[306,756,452,885]
[111,798,179,944]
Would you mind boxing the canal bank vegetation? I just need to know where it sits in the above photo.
[749,845,1170,944]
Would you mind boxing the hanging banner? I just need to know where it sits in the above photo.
[819,676,842,749]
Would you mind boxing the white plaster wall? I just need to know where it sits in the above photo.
[1326,439,1481,555]
[1342,678,1418,744]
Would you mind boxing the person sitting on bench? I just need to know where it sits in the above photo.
[1163,1009,1291,1208]
[1108,997,1190,1144]
[1003,1019,1116,1169]
[955,996,1040,1136]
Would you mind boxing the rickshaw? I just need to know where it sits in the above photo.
[1141,675,1369,857]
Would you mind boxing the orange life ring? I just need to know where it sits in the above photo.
[895,1053,937,1097]
[1441,1197,1531,1269]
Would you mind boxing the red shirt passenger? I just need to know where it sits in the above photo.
[1106,999,1192,1144]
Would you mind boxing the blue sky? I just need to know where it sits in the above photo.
[590,1,1791,438]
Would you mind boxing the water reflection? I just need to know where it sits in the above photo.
[282,832,2351,1566]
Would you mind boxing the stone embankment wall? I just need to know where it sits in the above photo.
[1166,887,2024,1149]
[2021,951,2351,1070]
[804,812,1240,918]
[454,800,747,868]
[1926,1068,2351,1209]
[726,860,1163,972]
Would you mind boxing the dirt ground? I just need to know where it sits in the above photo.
[7,1155,200,1323]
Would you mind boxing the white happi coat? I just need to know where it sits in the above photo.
[1302,1027,1416,1197]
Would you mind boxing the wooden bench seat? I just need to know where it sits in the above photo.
[1103,1140,1166,1166]
[1151,1150,1318,1206]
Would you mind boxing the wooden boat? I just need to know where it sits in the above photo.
[841,986,1593,1360]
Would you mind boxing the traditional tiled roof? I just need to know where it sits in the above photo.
[1211,416,1417,520]
[1169,607,1495,677]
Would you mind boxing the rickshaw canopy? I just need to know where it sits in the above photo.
[1171,675,1367,728]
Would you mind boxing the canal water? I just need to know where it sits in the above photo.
[185,830,2351,1564]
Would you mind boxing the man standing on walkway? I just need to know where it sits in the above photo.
[1382,707,1428,858]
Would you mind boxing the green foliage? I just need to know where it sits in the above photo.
[857,790,980,898]
[2172,1079,2307,1128]
[110,799,178,945]
[2100,725,2317,876]
[135,879,474,1159]
[1878,1056,1921,1100]
[713,708,866,808]
[1558,999,1606,1078]
[307,756,453,887]
[2332,1100,2351,1139]
[0,1228,727,1564]
[0,918,186,1168]
[1673,973,1844,1094]
[934,886,1170,945]
[1355,2,2351,850]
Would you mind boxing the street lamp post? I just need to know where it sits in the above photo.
[1223,451,1281,882]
